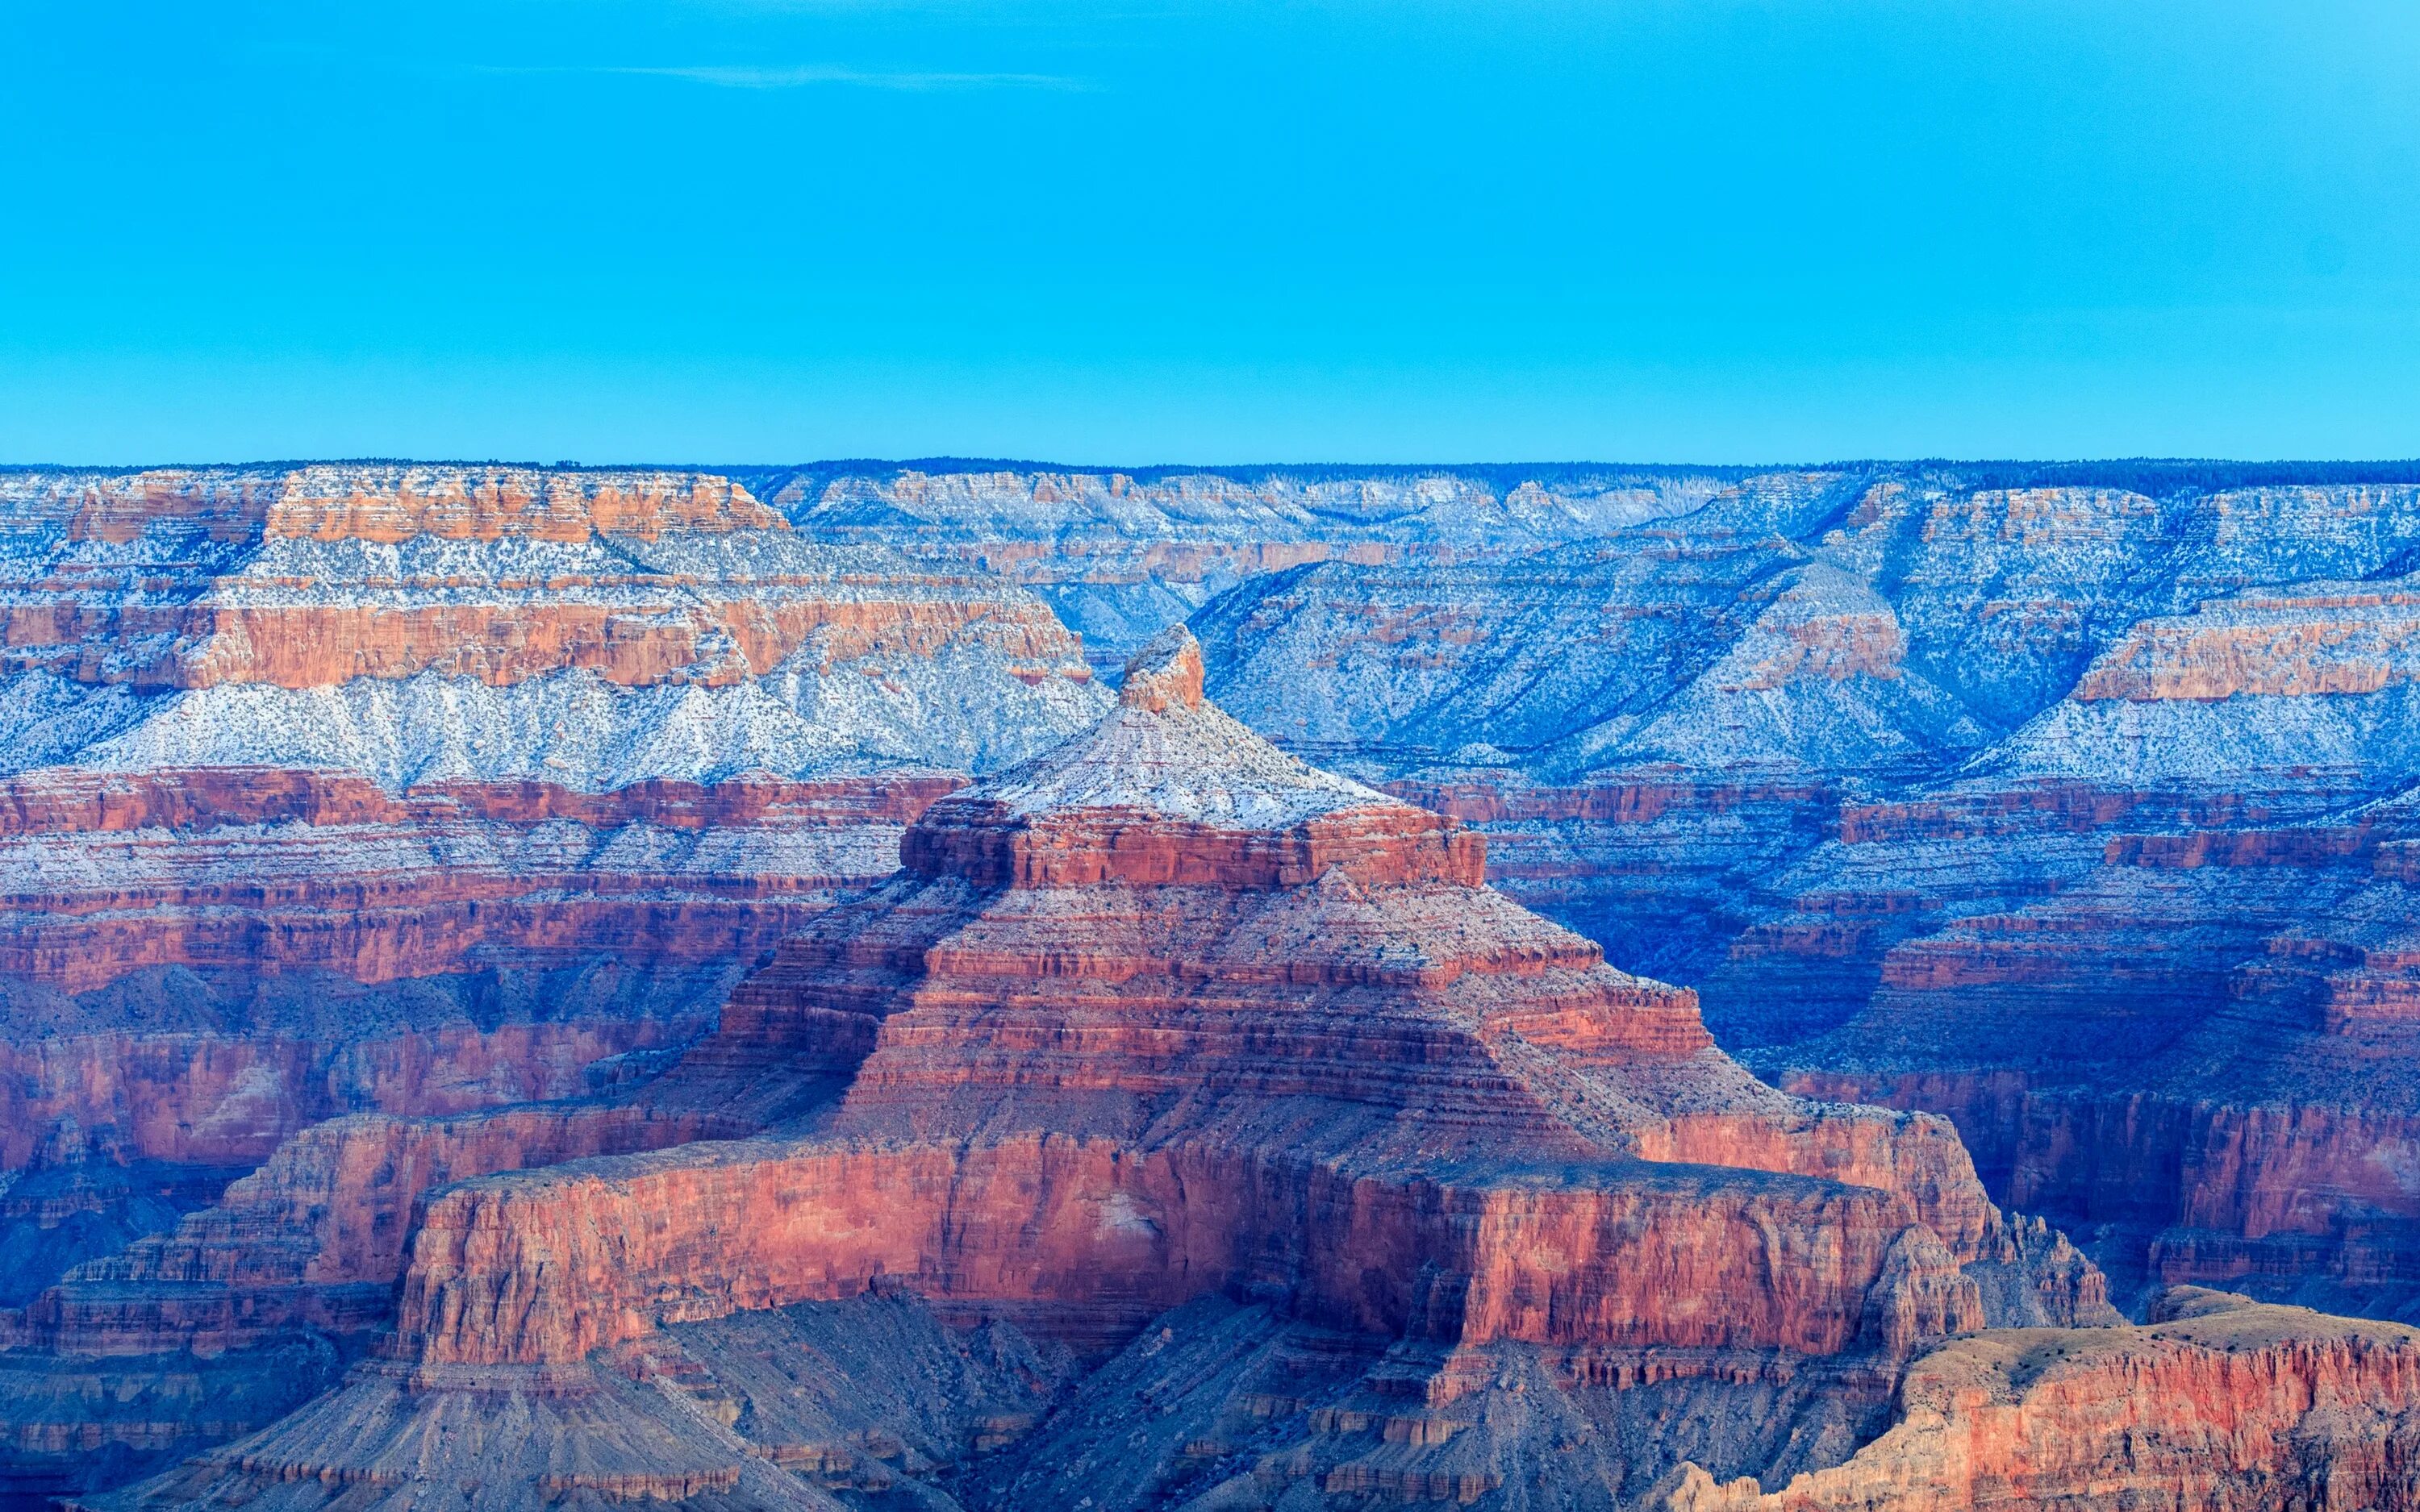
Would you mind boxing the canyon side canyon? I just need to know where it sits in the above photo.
[1,459,2418,1509]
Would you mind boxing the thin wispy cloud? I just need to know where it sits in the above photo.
[482,63,1087,92]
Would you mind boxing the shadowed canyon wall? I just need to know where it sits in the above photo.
[10,460,2420,1510]
[1182,461,2420,1320]
[59,626,2135,1512]
[0,464,1112,1501]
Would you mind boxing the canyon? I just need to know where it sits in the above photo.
[0,464,1101,1503]
[65,627,2120,1510]
[1191,463,2420,1327]
[2,458,2420,1507]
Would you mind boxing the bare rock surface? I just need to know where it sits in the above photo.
[0,464,1108,1504]
[1188,464,2420,1324]
[13,460,2420,1509]
[1659,1288,2420,1511]
[63,631,2130,1512]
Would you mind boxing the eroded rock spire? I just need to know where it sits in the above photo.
[1116,623,1207,712]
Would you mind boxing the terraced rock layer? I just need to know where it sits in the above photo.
[1662,1288,2420,1511]
[0,460,1099,1164]
[20,458,2420,1509]
[1193,468,2420,1319]
[0,463,1110,1505]
[66,627,2114,1512]
[740,461,1788,674]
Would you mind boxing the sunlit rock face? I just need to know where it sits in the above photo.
[0,464,1112,1505]
[60,627,2108,1512]
[15,458,2420,1510]
[1187,465,2420,1325]
[1660,1289,2420,1512]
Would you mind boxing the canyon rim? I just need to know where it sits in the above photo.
[0,461,2415,1507]
[18,0,2420,1501]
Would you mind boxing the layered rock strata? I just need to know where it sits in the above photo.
[0,464,1103,785]
[1195,469,2420,1318]
[745,462,1823,675]
[23,458,2420,1507]
[0,464,1108,1505]
[83,627,2096,1512]
[1661,1288,2420,1511]
[0,461,1101,1195]
[102,1293,1072,1512]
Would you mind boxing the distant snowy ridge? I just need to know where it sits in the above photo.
[0,464,1114,791]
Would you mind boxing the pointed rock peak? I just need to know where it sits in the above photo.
[1310,865,1366,902]
[1119,625,1205,713]
[972,685,1392,829]
[933,623,1400,831]
[898,629,1492,885]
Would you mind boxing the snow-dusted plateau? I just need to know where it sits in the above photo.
[6,459,2420,1510]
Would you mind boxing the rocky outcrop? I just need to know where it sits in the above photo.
[81,1293,1072,1512]
[0,766,946,995]
[0,463,1118,1505]
[393,1135,1974,1371]
[968,1293,1904,1511]
[379,633,1999,1377]
[0,460,1100,1206]
[66,626,2101,1512]
[0,1337,341,1512]
[24,1101,739,1355]
[0,464,1104,785]
[1192,468,2420,1321]
[748,463,1835,675]
[1660,1289,2420,1511]
[24,457,2420,1510]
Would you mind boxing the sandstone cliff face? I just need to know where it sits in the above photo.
[0,463,1116,1505]
[1191,468,2420,1322]
[0,463,1097,1170]
[24,1102,738,1357]
[0,465,1105,1098]
[1660,1288,2420,1512]
[383,632,2000,1377]
[391,1135,1971,1372]
[62,627,2104,1512]
[21,457,2420,1510]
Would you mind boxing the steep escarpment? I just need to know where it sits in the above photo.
[25,1101,739,1355]
[747,462,1834,675]
[1662,1288,2420,1511]
[23,456,2420,1509]
[0,463,1112,1506]
[0,760,943,1310]
[97,1292,1073,1512]
[0,462,1101,1148]
[76,627,2109,1512]
[0,464,1102,783]
[1195,469,2420,1318]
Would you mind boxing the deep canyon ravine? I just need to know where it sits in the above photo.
[3,461,2420,1508]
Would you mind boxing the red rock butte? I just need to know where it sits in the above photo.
[417,627,2010,1344]
[12,462,2420,1510]
[71,624,2100,1512]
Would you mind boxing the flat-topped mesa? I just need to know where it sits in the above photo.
[0,464,1104,706]
[902,627,1486,889]
[261,464,784,543]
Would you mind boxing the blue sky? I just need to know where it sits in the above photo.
[2,0,2416,464]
